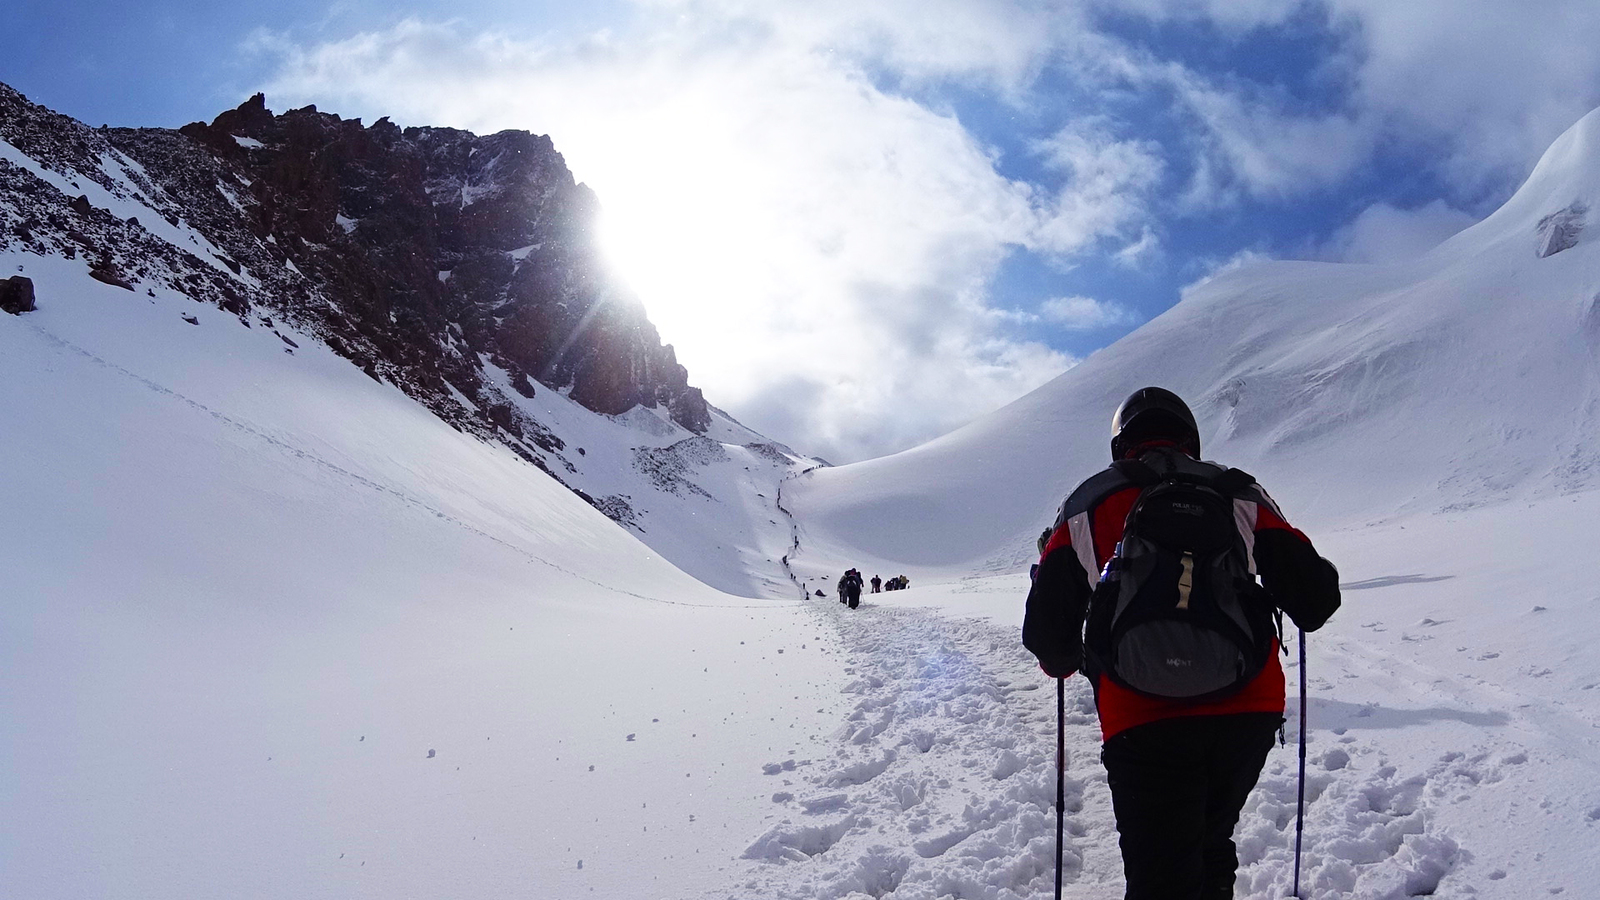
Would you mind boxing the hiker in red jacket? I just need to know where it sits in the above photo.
[1023,387,1340,900]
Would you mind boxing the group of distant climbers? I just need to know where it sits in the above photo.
[828,569,911,609]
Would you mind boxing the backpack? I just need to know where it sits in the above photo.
[1083,456,1278,702]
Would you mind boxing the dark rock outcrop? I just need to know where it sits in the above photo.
[171,93,707,432]
[0,82,712,511]
[0,275,34,314]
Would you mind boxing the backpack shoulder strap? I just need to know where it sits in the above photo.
[1210,467,1256,497]
[1057,463,1139,527]
[1111,457,1162,487]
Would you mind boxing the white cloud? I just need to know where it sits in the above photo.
[1039,295,1141,330]
[245,0,1600,461]
[1029,119,1165,255]
[1094,0,1302,33]
[1329,0,1600,195]
[1112,227,1161,268]
[1163,67,1372,206]
[1320,199,1477,264]
[640,0,1076,93]
[1093,0,1600,207]
[254,13,1081,462]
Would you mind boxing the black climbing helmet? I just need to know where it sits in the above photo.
[1110,386,1200,460]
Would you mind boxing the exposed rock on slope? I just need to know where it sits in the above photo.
[0,274,32,313]
[0,82,708,484]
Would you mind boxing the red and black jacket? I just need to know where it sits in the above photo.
[1022,446,1340,740]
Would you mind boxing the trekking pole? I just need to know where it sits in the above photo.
[1293,627,1308,898]
[1055,675,1066,900]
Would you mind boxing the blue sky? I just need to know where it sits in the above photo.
[8,1,1600,462]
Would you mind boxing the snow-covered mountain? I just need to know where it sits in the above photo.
[0,83,818,597]
[785,107,1600,583]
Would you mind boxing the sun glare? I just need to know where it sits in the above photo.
[586,108,782,378]
[597,173,766,340]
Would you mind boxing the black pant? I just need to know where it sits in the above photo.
[1100,712,1281,900]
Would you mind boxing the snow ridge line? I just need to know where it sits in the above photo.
[23,320,787,611]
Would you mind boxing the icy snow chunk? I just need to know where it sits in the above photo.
[742,816,855,860]
[336,214,358,234]
[990,749,1024,780]
[824,749,896,787]
[798,792,848,813]
[1537,200,1586,258]
[232,135,264,149]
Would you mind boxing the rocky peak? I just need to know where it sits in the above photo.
[1,82,712,507]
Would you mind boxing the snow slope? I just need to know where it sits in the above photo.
[0,252,844,899]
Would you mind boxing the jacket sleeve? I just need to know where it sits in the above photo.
[1250,495,1341,632]
[1022,526,1092,678]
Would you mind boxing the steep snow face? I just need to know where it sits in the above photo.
[787,107,1600,578]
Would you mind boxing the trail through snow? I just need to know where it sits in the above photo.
[721,596,1120,899]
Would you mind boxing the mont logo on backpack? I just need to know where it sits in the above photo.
[1084,456,1277,702]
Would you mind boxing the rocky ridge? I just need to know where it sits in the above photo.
[0,83,710,500]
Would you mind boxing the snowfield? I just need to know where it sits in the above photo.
[5,105,1600,900]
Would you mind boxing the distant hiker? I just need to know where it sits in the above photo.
[837,574,848,605]
[1022,387,1341,900]
[844,569,864,609]
[871,575,882,593]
